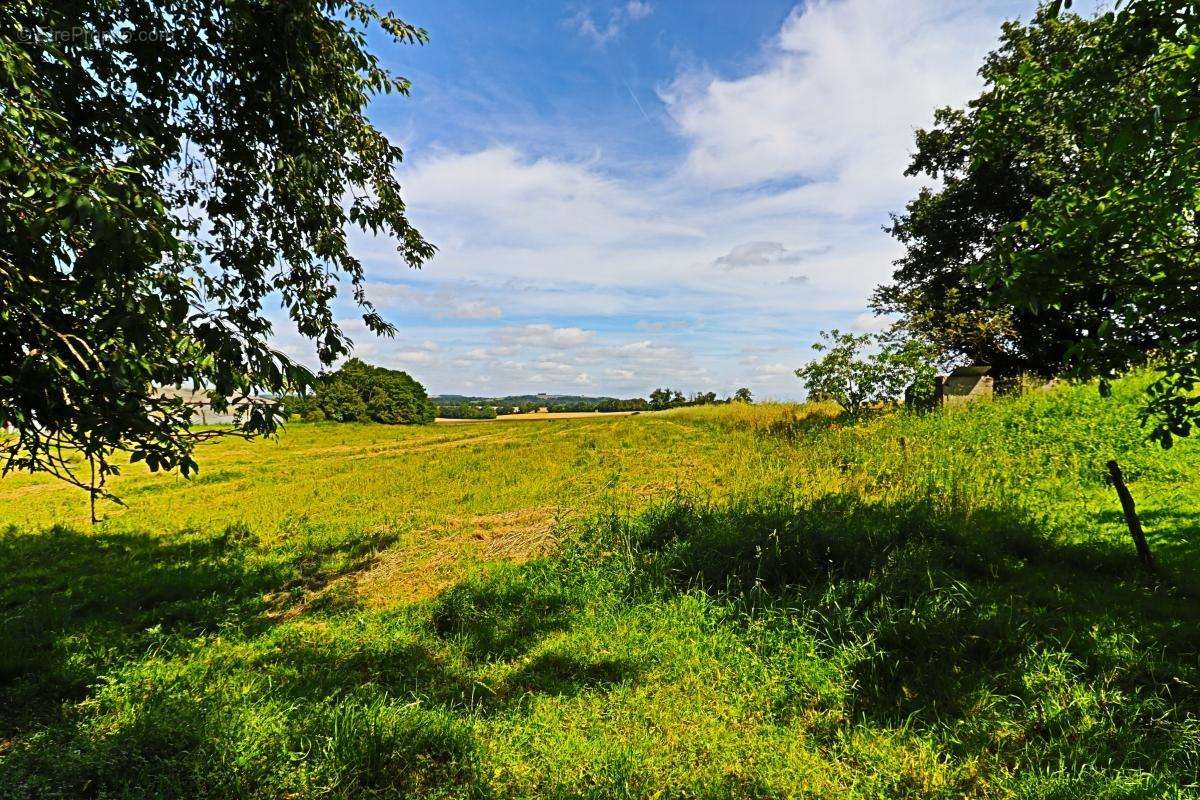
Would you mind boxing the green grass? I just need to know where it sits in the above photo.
[1,375,1198,798]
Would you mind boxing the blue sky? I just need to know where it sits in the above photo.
[276,0,1089,399]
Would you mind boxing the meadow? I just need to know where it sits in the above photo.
[1,374,1198,799]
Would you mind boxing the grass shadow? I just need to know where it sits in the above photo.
[0,523,282,734]
[484,651,638,714]
[612,492,1200,762]
[429,568,580,662]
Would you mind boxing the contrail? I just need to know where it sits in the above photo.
[624,79,651,122]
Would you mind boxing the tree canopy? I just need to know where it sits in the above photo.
[879,0,1200,446]
[0,1,432,497]
[313,359,435,425]
[795,330,938,416]
[873,10,1119,376]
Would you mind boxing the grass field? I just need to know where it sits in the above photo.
[2,375,1198,798]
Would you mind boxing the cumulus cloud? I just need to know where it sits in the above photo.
[402,146,699,249]
[330,327,440,373]
[495,324,596,349]
[661,0,1021,213]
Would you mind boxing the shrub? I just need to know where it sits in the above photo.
[315,359,435,424]
[795,330,938,416]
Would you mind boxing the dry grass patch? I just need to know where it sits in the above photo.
[353,506,558,607]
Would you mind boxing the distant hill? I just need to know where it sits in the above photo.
[433,394,619,406]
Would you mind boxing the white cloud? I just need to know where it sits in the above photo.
[714,241,812,269]
[850,311,892,333]
[402,146,699,249]
[634,318,694,332]
[442,300,502,320]
[661,1,1023,213]
[571,1,654,47]
[614,339,686,362]
[625,1,653,21]
[390,350,434,365]
[495,324,596,349]
[366,282,503,320]
[755,362,796,380]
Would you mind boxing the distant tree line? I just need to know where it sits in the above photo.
[434,397,652,415]
[436,404,497,419]
[431,388,754,417]
[648,387,752,410]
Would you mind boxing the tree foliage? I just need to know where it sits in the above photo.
[995,0,1200,447]
[873,10,1116,376]
[796,331,938,416]
[314,359,435,425]
[649,388,686,411]
[0,1,432,497]
[883,0,1200,447]
[436,404,498,420]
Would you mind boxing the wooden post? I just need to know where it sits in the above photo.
[1106,459,1154,570]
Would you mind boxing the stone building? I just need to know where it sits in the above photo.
[157,387,240,425]
[935,365,994,407]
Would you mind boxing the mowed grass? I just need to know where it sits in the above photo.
[2,375,1199,798]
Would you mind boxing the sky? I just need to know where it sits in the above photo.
[277,0,1093,400]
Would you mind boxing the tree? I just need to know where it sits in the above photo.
[995,0,1200,447]
[733,388,753,403]
[795,330,938,417]
[649,388,685,410]
[436,404,497,420]
[317,380,369,424]
[0,2,434,501]
[873,10,1111,376]
[887,0,1200,447]
[315,358,434,425]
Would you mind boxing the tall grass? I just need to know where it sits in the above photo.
[1,374,1198,798]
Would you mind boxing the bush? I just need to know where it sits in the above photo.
[795,330,938,416]
[315,359,435,425]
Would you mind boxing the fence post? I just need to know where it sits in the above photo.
[1106,459,1154,570]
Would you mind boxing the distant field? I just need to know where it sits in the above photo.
[2,379,1199,798]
